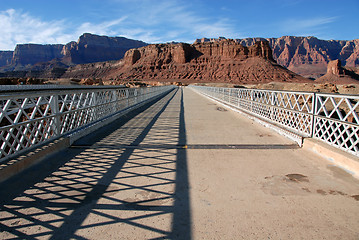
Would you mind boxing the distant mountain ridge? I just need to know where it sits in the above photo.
[0,33,148,72]
[1,35,358,81]
[195,36,359,78]
[61,39,308,84]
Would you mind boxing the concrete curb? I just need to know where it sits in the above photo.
[303,138,359,179]
[0,138,70,183]
[0,89,174,184]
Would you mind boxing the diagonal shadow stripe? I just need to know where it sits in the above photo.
[170,87,191,239]
[48,88,179,239]
[0,91,174,204]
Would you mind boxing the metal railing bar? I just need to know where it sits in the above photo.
[0,85,175,161]
[191,85,359,157]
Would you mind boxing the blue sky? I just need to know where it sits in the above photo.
[0,0,358,50]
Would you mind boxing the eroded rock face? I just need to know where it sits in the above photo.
[212,36,359,78]
[316,59,359,84]
[99,39,307,84]
[327,59,343,75]
[0,51,14,67]
[62,33,147,64]
[122,40,273,67]
[12,44,64,66]
[124,43,199,67]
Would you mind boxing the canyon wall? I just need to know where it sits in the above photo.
[61,33,148,64]
[196,36,359,78]
[0,51,13,67]
[12,44,64,66]
[2,35,359,83]
[0,33,147,71]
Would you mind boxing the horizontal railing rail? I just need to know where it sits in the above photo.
[0,85,175,162]
[190,85,359,157]
[0,84,126,93]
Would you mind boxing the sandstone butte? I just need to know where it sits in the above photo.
[316,59,359,84]
[63,39,310,85]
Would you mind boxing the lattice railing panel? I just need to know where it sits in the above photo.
[193,86,313,137]
[0,117,55,158]
[0,86,174,161]
[314,117,359,155]
[238,99,252,111]
[271,108,313,135]
[237,89,252,100]
[252,102,272,119]
[252,90,272,105]
[315,94,359,124]
[273,92,313,113]
[191,85,359,156]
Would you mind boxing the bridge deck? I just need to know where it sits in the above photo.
[0,87,358,239]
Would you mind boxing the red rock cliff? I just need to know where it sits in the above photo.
[233,36,359,78]
[316,59,359,84]
[102,39,307,84]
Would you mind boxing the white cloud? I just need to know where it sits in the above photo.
[0,9,129,50]
[0,9,70,50]
[281,16,337,36]
[0,1,240,50]
[75,17,128,37]
[109,0,239,43]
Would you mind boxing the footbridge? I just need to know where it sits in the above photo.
[0,85,358,239]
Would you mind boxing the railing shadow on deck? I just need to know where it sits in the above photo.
[0,87,191,240]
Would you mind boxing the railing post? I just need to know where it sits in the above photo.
[134,89,138,105]
[114,90,119,112]
[236,89,239,107]
[270,92,275,120]
[50,94,61,136]
[310,93,317,138]
[91,92,97,121]
[126,89,129,108]
[250,89,254,113]
[139,88,143,103]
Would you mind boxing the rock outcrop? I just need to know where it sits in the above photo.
[316,59,359,84]
[202,36,359,78]
[12,44,64,66]
[0,51,14,67]
[61,33,148,64]
[327,59,344,75]
[77,39,308,84]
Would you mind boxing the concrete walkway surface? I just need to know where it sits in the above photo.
[0,87,358,239]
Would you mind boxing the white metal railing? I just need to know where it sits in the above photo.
[190,85,359,157]
[0,85,175,162]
